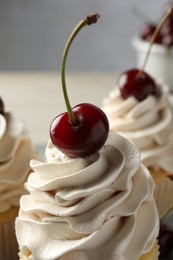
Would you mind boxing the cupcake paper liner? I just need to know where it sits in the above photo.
[0,206,19,260]
[149,167,173,218]
[19,242,159,260]
[19,248,31,260]
[139,241,159,260]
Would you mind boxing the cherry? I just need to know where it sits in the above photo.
[140,23,156,40]
[140,23,162,43]
[50,13,109,158]
[118,69,157,101]
[50,103,109,157]
[0,97,4,115]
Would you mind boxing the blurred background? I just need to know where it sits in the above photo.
[0,0,167,73]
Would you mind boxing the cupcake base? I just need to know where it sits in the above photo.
[149,167,173,218]
[0,206,19,260]
[139,242,159,260]
[19,243,159,260]
[19,247,31,260]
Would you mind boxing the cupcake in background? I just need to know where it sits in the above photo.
[102,73,173,218]
[104,6,173,219]
[0,96,39,260]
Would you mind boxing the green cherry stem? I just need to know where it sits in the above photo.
[61,13,100,125]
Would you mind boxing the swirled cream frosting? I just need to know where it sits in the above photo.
[103,83,173,173]
[16,132,159,260]
[0,112,37,213]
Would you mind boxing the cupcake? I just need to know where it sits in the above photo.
[102,71,173,217]
[0,97,38,260]
[15,13,159,260]
[16,131,159,260]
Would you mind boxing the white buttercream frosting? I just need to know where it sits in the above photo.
[103,82,173,173]
[0,112,37,213]
[16,132,159,260]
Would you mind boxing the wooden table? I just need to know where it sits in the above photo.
[0,72,116,145]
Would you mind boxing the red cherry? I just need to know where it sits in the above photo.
[140,23,163,44]
[118,69,158,101]
[0,97,4,115]
[50,103,109,157]
[140,23,156,39]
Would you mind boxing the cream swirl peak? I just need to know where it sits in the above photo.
[103,83,173,173]
[0,112,37,213]
[16,132,159,260]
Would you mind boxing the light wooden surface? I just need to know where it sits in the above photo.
[0,72,116,145]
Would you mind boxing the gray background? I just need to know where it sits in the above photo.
[0,0,168,72]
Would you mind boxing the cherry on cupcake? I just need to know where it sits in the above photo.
[0,97,4,115]
[51,103,109,157]
[118,69,157,101]
[50,13,109,158]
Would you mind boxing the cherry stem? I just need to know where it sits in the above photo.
[137,6,173,78]
[61,13,100,125]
